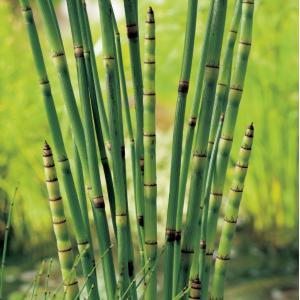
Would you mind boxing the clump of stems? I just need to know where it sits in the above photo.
[18,0,256,299]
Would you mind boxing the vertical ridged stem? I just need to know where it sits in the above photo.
[123,0,145,248]
[176,0,227,293]
[112,8,145,269]
[210,124,254,300]
[20,1,97,296]
[43,143,79,300]
[173,0,215,291]
[203,2,254,299]
[163,1,198,298]
[110,10,139,299]
[97,0,130,295]
[67,1,117,298]
[207,0,243,160]
[143,8,157,300]
[188,115,224,300]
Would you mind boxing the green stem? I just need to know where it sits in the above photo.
[143,7,157,300]
[188,115,224,300]
[173,0,215,291]
[176,0,227,293]
[43,143,79,300]
[163,1,198,298]
[20,1,98,296]
[97,0,130,295]
[203,2,254,298]
[210,124,254,300]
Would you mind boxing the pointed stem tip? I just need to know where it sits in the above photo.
[248,122,254,130]
[148,6,154,14]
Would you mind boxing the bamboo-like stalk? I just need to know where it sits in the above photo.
[66,1,117,298]
[42,143,79,300]
[97,0,131,295]
[162,1,198,298]
[203,2,254,298]
[188,114,224,300]
[173,0,215,291]
[210,124,254,300]
[143,7,157,299]
[207,0,243,160]
[20,1,98,297]
[123,0,145,250]
[0,189,16,300]
[111,7,145,268]
[176,0,227,293]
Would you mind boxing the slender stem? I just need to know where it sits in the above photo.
[210,124,254,300]
[162,1,198,298]
[188,115,224,300]
[44,258,53,300]
[143,7,157,300]
[173,0,215,291]
[123,0,145,247]
[97,0,130,295]
[203,2,254,298]
[67,1,117,298]
[176,0,227,293]
[42,143,79,300]
[20,1,98,296]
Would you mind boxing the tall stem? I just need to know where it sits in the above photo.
[42,143,79,300]
[163,1,198,298]
[20,1,98,296]
[202,2,254,298]
[210,124,254,300]
[173,0,215,291]
[176,0,227,293]
[143,8,157,300]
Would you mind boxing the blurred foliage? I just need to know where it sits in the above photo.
[0,0,298,255]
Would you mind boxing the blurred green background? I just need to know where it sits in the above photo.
[0,0,298,299]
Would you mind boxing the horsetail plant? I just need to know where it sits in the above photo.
[20,1,98,297]
[163,1,198,298]
[173,0,215,291]
[210,124,254,300]
[203,1,254,298]
[188,114,224,300]
[43,142,79,300]
[176,0,227,293]
[18,1,257,299]
[143,7,157,300]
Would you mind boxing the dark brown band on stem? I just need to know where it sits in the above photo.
[190,279,201,289]
[218,82,227,87]
[138,215,144,227]
[74,47,84,58]
[103,56,114,60]
[175,231,181,241]
[44,163,55,168]
[200,240,206,249]
[220,136,233,142]
[224,217,237,224]
[53,219,66,225]
[93,196,105,208]
[144,61,155,64]
[77,241,89,246]
[143,133,156,137]
[230,86,243,92]
[245,132,254,138]
[22,7,32,12]
[243,0,254,4]
[230,187,243,193]
[216,255,230,261]
[128,261,134,277]
[241,145,252,151]
[52,51,65,58]
[145,240,157,245]
[189,117,197,127]
[206,64,219,69]
[178,80,189,93]
[49,196,62,202]
[58,247,72,253]
[230,29,238,34]
[57,157,68,163]
[211,192,223,197]
[206,251,213,256]
[239,40,252,46]
[166,228,176,242]
[64,281,78,287]
[236,163,248,169]
[46,178,58,183]
[193,153,207,158]
[144,37,155,40]
[127,24,138,39]
[144,183,157,187]
[145,21,155,24]
[143,92,156,96]
[40,79,49,85]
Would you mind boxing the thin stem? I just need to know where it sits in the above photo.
[210,124,254,300]
[163,1,198,298]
